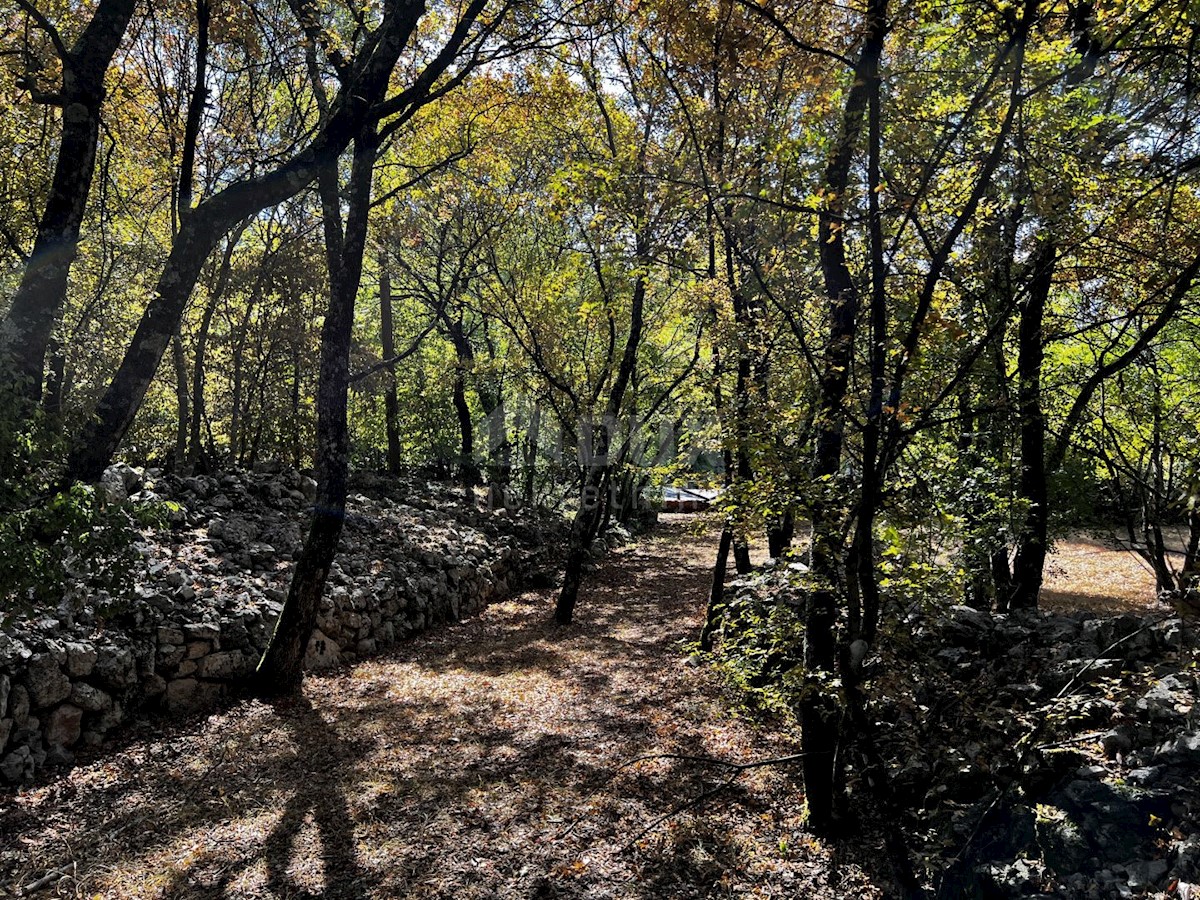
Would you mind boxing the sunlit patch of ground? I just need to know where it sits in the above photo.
[1042,531,1164,615]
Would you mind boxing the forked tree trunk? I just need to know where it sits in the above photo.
[802,0,886,831]
[555,272,646,625]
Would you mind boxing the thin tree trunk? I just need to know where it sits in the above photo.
[555,271,646,624]
[190,224,243,469]
[172,334,191,471]
[379,265,403,475]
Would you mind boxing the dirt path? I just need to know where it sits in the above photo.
[0,516,883,899]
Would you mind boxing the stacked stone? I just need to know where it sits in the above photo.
[0,465,563,785]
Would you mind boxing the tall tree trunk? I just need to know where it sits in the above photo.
[172,334,191,471]
[802,0,886,832]
[189,227,242,468]
[1008,12,1106,610]
[379,265,403,475]
[0,0,137,422]
[555,272,646,625]
[1009,243,1055,609]
[451,367,477,491]
[255,128,378,695]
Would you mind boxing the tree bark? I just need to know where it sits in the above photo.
[802,0,886,831]
[700,524,734,651]
[1009,242,1055,609]
[189,225,243,468]
[171,334,191,470]
[451,364,478,491]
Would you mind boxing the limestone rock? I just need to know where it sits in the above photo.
[162,678,220,713]
[9,685,29,725]
[1,746,34,783]
[196,651,252,680]
[69,683,113,712]
[64,642,98,677]
[25,655,71,708]
[45,704,83,748]
[94,644,136,688]
[304,630,341,670]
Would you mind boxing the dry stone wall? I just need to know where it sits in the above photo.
[0,466,563,785]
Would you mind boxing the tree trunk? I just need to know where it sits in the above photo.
[555,271,646,624]
[172,334,191,471]
[1008,18,1106,610]
[767,511,795,560]
[451,366,477,491]
[555,446,609,626]
[379,265,403,475]
[189,224,243,469]
[1009,243,1055,609]
[0,0,137,421]
[255,128,378,695]
[700,524,734,651]
[802,0,887,831]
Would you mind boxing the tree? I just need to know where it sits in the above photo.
[255,125,380,694]
[0,0,137,424]
[63,0,503,484]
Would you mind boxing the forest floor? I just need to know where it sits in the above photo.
[0,515,899,899]
[0,518,1173,899]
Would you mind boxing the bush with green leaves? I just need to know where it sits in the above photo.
[0,483,160,622]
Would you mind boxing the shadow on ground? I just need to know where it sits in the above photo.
[0,517,891,899]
